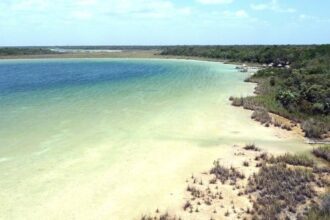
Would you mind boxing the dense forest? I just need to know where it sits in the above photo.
[162,45,330,138]
[161,45,330,69]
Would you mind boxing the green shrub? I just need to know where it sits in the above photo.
[270,76,276,86]
[276,90,297,107]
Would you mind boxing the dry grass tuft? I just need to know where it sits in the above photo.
[210,160,245,184]
[268,153,314,167]
[247,164,316,219]
[312,145,330,162]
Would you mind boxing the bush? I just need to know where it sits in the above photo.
[305,193,330,220]
[302,119,327,138]
[312,146,330,162]
[276,90,297,107]
[321,194,330,215]
[312,103,325,114]
[231,97,244,106]
[270,76,276,86]
[183,201,192,211]
[251,108,272,124]
[268,153,314,167]
[244,144,260,151]
[210,160,245,184]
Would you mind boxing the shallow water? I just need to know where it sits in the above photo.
[0,58,309,219]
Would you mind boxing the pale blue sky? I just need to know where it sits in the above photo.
[0,0,330,46]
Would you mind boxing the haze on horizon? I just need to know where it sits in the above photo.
[0,0,330,46]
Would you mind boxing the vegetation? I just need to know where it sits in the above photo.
[255,152,268,161]
[247,68,330,138]
[312,145,330,162]
[161,45,330,68]
[302,119,328,139]
[305,193,330,220]
[243,161,249,167]
[247,164,317,219]
[162,45,330,138]
[247,149,329,220]
[243,144,260,151]
[210,160,245,184]
[230,97,244,107]
[251,107,272,125]
[268,153,315,167]
[141,145,329,220]
[0,47,57,56]
[141,213,181,220]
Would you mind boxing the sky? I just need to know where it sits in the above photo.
[0,0,330,46]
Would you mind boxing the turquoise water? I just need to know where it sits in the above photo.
[0,59,308,219]
[0,59,245,159]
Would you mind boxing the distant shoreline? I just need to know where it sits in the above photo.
[0,50,161,60]
[0,49,262,67]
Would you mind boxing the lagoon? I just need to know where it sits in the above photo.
[0,58,309,219]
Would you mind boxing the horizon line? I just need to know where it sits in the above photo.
[1,43,330,48]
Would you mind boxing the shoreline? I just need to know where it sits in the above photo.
[0,50,161,60]
[229,80,330,144]
[0,50,261,67]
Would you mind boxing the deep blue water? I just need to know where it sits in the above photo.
[0,59,176,94]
